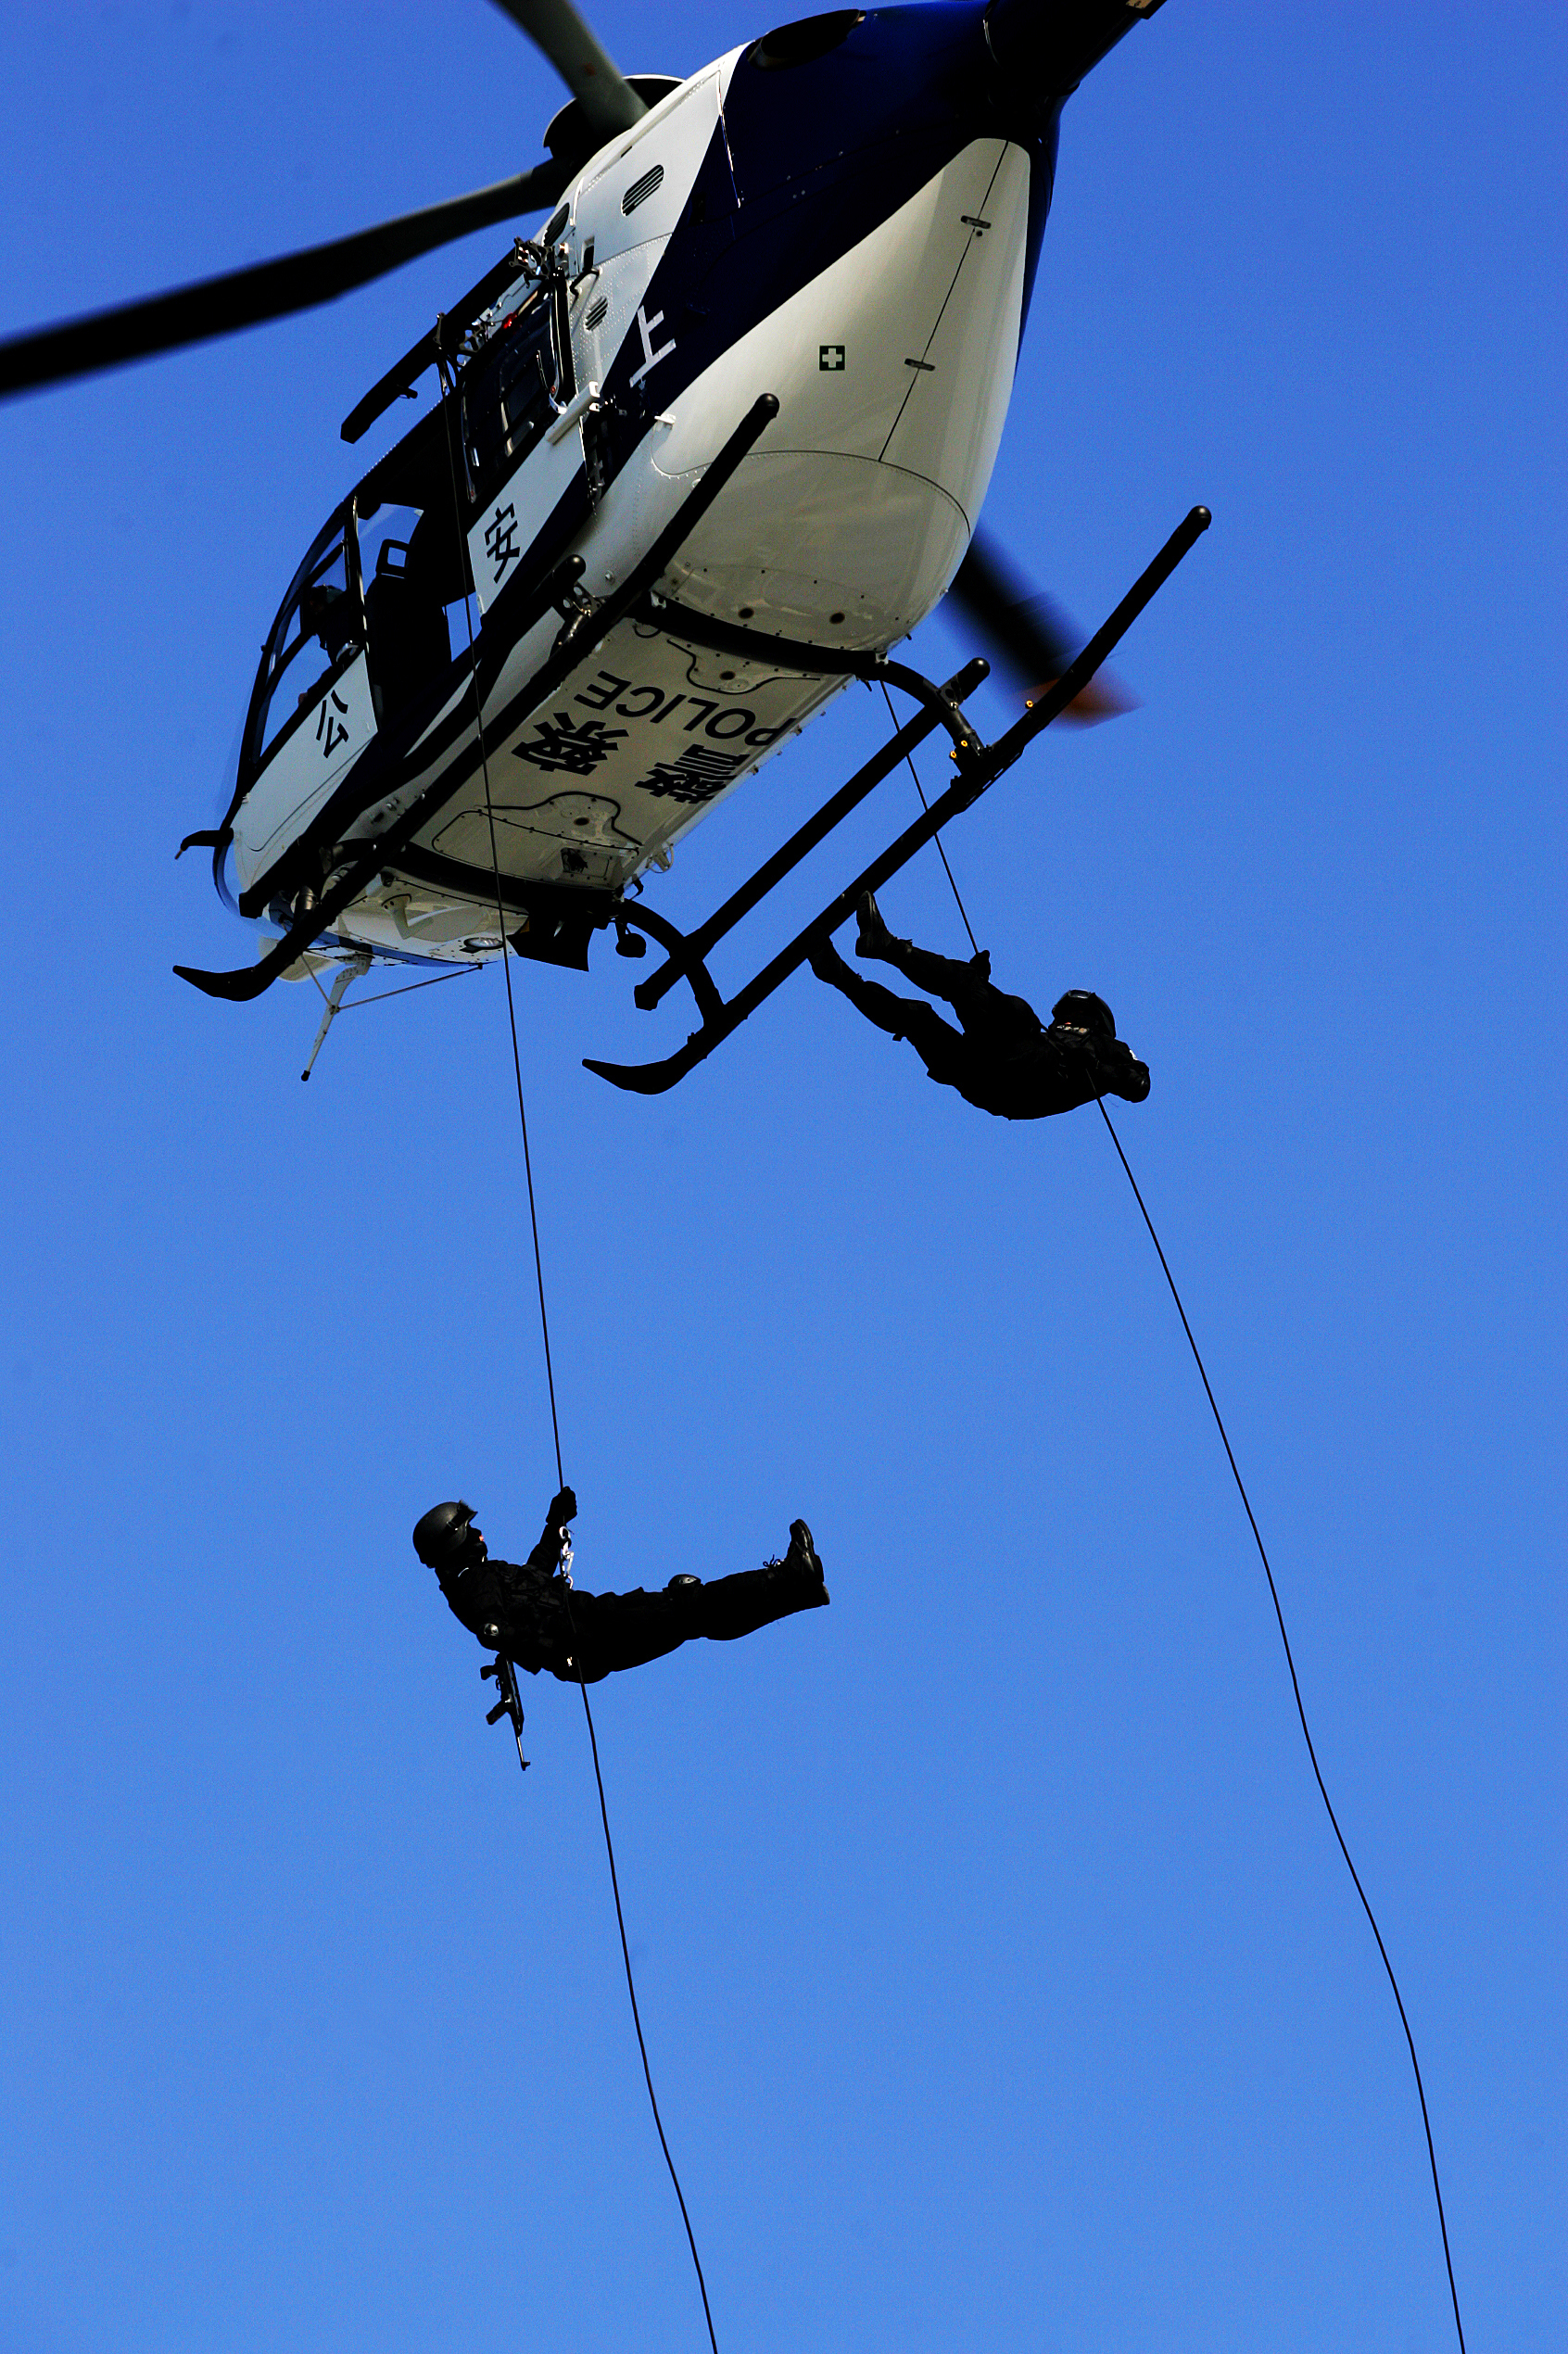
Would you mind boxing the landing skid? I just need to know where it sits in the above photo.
[584,506,1211,1096]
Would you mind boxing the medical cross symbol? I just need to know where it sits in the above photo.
[316,690,349,759]
[627,303,677,391]
[819,345,845,372]
[484,502,521,586]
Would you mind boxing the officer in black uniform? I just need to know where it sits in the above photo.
[412,1487,828,1685]
[809,891,1151,1120]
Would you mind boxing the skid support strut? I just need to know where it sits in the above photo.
[584,505,1211,1096]
[299,950,371,1081]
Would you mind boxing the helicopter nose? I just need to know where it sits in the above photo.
[982,0,1166,105]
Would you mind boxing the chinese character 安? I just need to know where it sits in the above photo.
[485,502,521,586]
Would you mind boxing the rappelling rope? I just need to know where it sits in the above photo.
[560,1601,724,2354]
[1089,1098,1466,2354]
[434,348,566,1485]
[878,678,980,956]
[436,357,720,2354]
[896,693,1466,2354]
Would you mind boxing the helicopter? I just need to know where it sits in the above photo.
[0,0,1183,1088]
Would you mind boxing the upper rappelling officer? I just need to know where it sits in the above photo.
[809,891,1150,1120]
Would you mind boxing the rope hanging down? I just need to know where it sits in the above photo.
[1091,1101,1467,2354]
[877,677,980,957]
[561,1587,723,2354]
[437,366,720,2354]
[895,713,1465,2354]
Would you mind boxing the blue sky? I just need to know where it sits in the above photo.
[0,6,1562,2349]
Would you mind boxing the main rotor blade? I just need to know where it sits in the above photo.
[0,160,569,402]
[950,532,1135,722]
[487,0,648,136]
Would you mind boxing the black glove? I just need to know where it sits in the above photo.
[549,1486,578,1526]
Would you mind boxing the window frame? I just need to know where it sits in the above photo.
[240,502,368,790]
[458,264,576,509]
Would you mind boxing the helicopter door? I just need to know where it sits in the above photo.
[231,508,376,895]
[460,283,589,616]
[357,500,461,726]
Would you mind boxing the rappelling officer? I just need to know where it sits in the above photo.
[413,1487,828,1683]
[809,891,1150,1120]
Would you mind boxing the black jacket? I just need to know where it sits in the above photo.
[955,1025,1151,1120]
[436,1509,574,1677]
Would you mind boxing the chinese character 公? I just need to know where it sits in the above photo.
[316,690,349,759]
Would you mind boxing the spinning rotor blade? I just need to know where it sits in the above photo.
[0,161,568,401]
[950,531,1136,723]
[487,0,649,136]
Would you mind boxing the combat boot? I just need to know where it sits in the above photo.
[854,890,910,962]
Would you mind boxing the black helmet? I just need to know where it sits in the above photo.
[1051,988,1116,1039]
[413,1500,477,1569]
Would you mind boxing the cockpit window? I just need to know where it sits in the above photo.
[359,501,424,596]
[461,287,571,503]
[247,512,359,771]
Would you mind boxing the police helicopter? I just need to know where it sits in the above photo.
[1,0,1200,1093]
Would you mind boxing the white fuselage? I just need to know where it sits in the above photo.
[230,43,1035,967]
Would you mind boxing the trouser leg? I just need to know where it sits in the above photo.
[871,939,1043,1049]
[815,951,966,1072]
[557,1587,689,1682]
[878,939,984,1005]
[698,1561,828,1641]
[859,929,981,1006]
[554,1563,827,1683]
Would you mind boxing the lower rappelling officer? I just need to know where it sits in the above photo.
[413,1487,828,1683]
